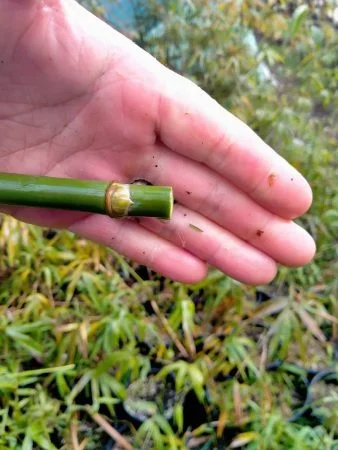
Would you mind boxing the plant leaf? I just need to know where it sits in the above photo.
[229,432,259,448]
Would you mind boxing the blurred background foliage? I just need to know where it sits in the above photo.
[0,0,337,449]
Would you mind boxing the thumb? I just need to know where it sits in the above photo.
[0,0,109,103]
[0,1,37,35]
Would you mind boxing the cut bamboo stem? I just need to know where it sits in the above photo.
[0,173,173,219]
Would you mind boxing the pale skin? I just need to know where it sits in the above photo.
[0,0,316,284]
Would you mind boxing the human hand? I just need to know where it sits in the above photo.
[0,0,315,284]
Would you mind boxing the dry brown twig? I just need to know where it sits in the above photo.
[150,299,190,358]
[85,406,134,450]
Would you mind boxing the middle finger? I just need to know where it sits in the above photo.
[144,144,315,267]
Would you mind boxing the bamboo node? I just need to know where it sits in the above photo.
[105,182,133,217]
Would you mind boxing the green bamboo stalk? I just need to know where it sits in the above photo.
[0,173,173,219]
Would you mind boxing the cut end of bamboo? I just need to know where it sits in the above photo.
[167,188,174,219]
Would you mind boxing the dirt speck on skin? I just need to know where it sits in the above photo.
[256,229,264,237]
[268,173,276,187]
[189,224,204,233]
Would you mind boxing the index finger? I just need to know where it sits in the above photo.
[155,72,312,219]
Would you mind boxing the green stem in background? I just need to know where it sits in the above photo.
[0,173,173,219]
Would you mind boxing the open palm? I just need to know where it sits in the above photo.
[0,0,315,284]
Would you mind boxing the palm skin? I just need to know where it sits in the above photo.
[0,0,315,284]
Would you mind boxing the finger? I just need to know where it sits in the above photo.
[0,205,91,229]
[141,205,278,285]
[155,71,312,219]
[145,144,316,267]
[68,214,207,284]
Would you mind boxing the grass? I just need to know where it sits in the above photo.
[0,1,337,449]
